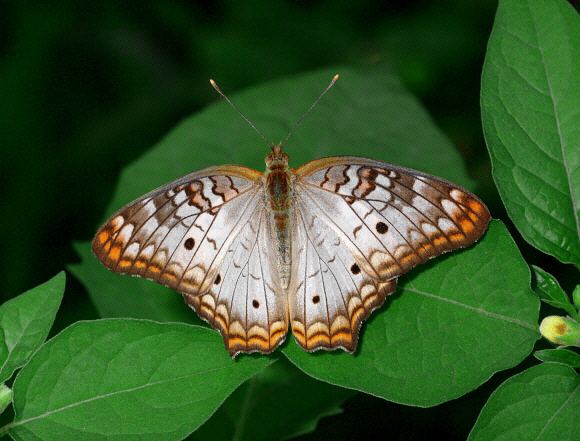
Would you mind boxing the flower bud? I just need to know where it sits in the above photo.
[539,316,580,346]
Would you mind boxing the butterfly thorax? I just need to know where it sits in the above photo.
[265,145,293,289]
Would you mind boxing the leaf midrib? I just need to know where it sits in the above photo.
[404,286,537,332]
[6,364,239,433]
[527,0,580,248]
[532,382,579,441]
[0,296,53,380]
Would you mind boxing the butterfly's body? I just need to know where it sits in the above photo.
[265,145,294,289]
[93,77,491,357]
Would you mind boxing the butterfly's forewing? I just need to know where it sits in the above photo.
[292,156,490,352]
[297,157,491,280]
[93,165,287,355]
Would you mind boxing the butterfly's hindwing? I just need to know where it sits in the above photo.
[297,157,491,281]
[290,201,397,352]
[184,207,288,356]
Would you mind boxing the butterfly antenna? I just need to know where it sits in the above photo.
[283,73,339,145]
[209,79,273,147]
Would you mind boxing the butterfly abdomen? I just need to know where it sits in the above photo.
[265,167,293,289]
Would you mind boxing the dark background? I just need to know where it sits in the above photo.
[0,1,575,440]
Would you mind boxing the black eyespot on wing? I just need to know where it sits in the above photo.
[376,222,388,234]
[214,274,221,285]
[350,263,361,274]
[184,238,195,250]
[312,295,320,304]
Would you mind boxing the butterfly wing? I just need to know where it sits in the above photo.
[290,156,490,352]
[296,157,491,280]
[93,165,288,356]
[290,203,397,352]
[183,207,288,356]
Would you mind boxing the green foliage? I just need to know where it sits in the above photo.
[1,0,578,438]
[481,0,580,266]
[534,349,580,369]
[0,385,12,415]
[573,285,580,310]
[468,363,579,441]
[0,0,494,304]
[473,2,580,439]
[99,66,474,222]
[65,66,542,428]
[531,265,577,318]
[284,221,539,406]
[7,320,272,441]
[0,331,7,379]
[0,272,65,383]
[192,359,355,441]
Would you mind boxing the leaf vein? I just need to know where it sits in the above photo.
[7,364,237,432]
[404,286,537,332]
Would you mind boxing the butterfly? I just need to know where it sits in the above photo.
[93,75,491,357]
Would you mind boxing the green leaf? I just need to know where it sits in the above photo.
[0,329,8,374]
[573,285,580,311]
[481,0,580,266]
[5,319,273,441]
[192,358,354,441]
[468,363,579,441]
[0,384,12,415]
[68,66,490,424]
[534,348,580,369]
[0,272,65,382]
[72,66,474,321]
[531,265,577,317]
[283,221,540,406]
